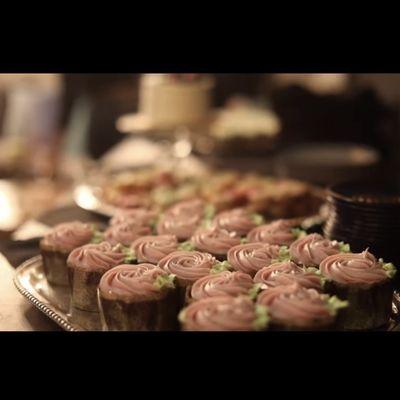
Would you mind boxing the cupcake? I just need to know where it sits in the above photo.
[247,219,302,246]
[98,263,179,331]
[110,208,157,227]
[190,271,254,302]
[40,221,95,286]
[131,235,179,264]
[67,242,126,313]
[320,250,396,330]
[257,284,347,331]
[179,296,269,331]
[104,222,152,246]
[211,208,264,237]
[156,213,202,241]
[165,199,207,219]
[227,242,284,277]
[254,261,323,291]
[158,250,218,303]
[190,227,241,261]
[289,233,348,267]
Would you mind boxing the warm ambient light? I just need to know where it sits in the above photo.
[0,180,23,231]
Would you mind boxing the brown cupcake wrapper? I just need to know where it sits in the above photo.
[98,289,180,331]
[40,248,70,286]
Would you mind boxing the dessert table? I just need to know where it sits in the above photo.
[0,252,61,331]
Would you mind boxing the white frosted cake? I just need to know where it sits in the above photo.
[138,74,214,129]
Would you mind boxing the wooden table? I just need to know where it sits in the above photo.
[0,252,60,331]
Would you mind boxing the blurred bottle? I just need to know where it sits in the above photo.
[0,74,62,178]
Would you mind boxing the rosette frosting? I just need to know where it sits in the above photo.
[227,243,281,276]
[211,208,260,237]
[180,296,268,331]
[289,233,341,266]
[104,222,151,246]
[159,250,217,284]
[110,208,156,227]
[166,199,205,218]
[131,235,179,264]
[67,242,125,272]
[253,261,322,290]
[41,221,93,252]
[257,284,336,328]
[320,250,392,285]
[190,271,254,301]
[191,227,241,256]
[99,263,174,302]
[247,219,298,246]
[157,213,201,241]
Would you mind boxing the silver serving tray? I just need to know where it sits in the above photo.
[13,256,102,331]
[14,255,400,332]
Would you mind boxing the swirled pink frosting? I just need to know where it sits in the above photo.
[67,242,125,272]
[110,208,156,227]
[191,227,241,256]
[254,261,322,290]
[41,221,93,252]
[319,250,389,285]
[181,296,259,331]
[289,233,341,266]
[166,199,205,218]
[211,208,258,237]
[99,263,171,302]
[227,243,281,276]
[131,235,179,264]
[190,271,254,301]
[157,213,201,241]
[257,284,333,328]
[159,250,217,284]
[111,193,150,209]
[247,219,297,246]
[104,222,151,246]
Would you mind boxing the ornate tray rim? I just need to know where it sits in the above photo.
[13,256,77,332]
[14,255,400,332]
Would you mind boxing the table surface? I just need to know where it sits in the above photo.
[0,252,60,331]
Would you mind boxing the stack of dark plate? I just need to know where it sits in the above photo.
[324,180,400,284]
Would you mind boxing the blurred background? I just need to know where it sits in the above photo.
[1,73,400,236]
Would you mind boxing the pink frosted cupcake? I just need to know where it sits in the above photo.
[190,227,241,261]
[110,208,157,227]
[189,271,254,302]
[257,284,346,331]
[253,261,323,291]
[227,242,283,277]
[67,242,126,312]
[131,235,179,264]
[179,296,269,331]
[159,250,218,303]
[289,233,347,267]
[211,208,264,237]
[40,221,95,286]
[98,263,179,331]
[104,222,152,246]
[247,219,302,246]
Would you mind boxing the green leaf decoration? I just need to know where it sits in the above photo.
[291,228,307,239]
[248,283,263,300]
[121,246,136,263]
[210,261,232,274]
[179,241,195,251]
[250,213,265,226]
[382,262,397,279]
[154,274,176,290]
[327,296,349,316]
[240,237,249,244]
[91,230,104,244]
[338,242,351,253]
[272,246,291,263]
[204,204,216,220]
[200,219,212,228]
[253,304,269,331]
